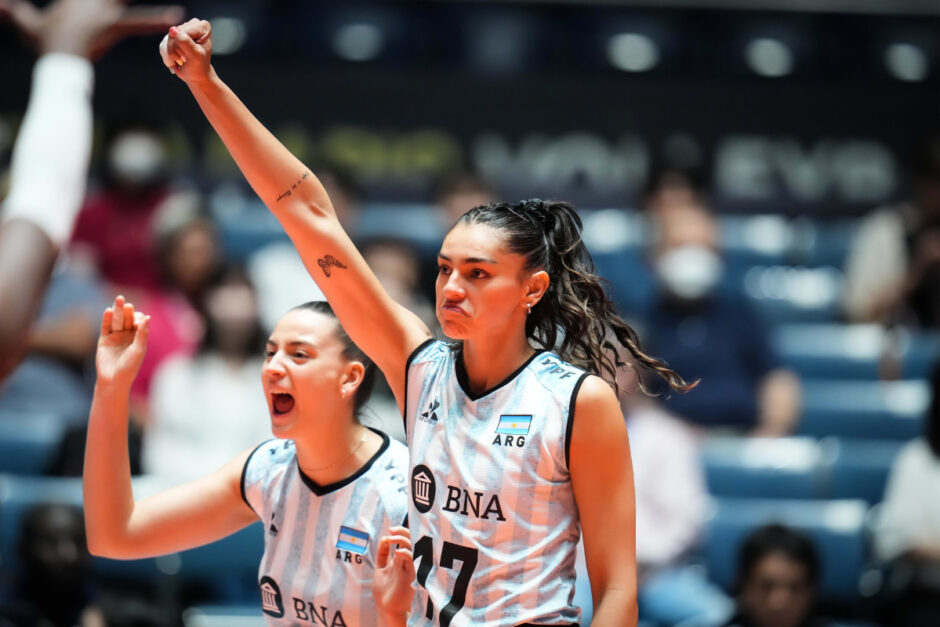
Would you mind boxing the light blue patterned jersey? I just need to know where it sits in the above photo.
[242,429,409,626]
[405,340,588,627]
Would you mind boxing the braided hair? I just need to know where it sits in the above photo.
[458,199,696,396]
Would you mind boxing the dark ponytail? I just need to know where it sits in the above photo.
[290,301,378,416]
[460,199,696,396]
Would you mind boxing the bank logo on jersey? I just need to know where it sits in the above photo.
[419,398,440,424]
[260,575,285,618]
[411,464,436,513]
[336,526,370,554]
[496,414,532,435]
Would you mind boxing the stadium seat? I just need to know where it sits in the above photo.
[774,324,940,381]
[0,412,67,474]
[0,474,262,600]
[0,474,165,580]
[820,438,905,505]
[798,380,927,440]
[741,265,843,324]
[705,497,871,601]
[703,437,826,499]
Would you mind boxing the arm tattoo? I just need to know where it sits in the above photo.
[317,255,348,277]
[276,171,311,203]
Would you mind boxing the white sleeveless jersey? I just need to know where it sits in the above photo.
[405,340,588,627]
[242,429,409,626]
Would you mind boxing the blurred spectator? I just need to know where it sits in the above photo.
[70,120,176,294]
[142,264,270,481]
[642,165,708,215]
[247,164,358,331]
[355,237,438,442]
[152,191,222,308]
[0,261,107,425]
[434,171,496,228]
[362,237,436,330]
[724,524,826,627]
[623,389,732,625]
[0,503,101,627]
[126,195,215,412]
[875,361,940,626]
[642,201,801,435]
[844,134,940,328]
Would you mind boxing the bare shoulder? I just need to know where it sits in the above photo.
[574,374,621,415]
[570,374,627,444]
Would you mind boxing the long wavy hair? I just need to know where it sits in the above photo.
[458,199,696,396]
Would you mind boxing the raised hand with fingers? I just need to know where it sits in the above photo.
[96,295,151,389]
[0,0,183,59]
[373,526,416,627]
[159,18,212,84]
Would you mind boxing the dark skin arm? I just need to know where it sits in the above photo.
[0,221,56,380]
[0,0,181,382]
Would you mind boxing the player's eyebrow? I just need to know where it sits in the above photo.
[438,253,498,264]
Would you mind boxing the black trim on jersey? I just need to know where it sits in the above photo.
[403,338,437,436]
[297,428,390,496]
[564,373,590,470]
[240,439,274,516]
[455,347,547,401]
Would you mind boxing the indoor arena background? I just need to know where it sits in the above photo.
[0,0,938,625]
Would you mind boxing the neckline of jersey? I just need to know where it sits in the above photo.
[296,427,390,497]
[455,348,547,401]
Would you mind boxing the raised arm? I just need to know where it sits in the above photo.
[83,296,256,559]
[0,0,181,382]
[160,20,430,405]
[570,376,639,626]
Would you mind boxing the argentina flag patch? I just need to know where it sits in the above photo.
[496,414,532,435]
[336,526,370,554]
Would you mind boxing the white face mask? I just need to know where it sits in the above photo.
[655,245,723,300]
[108,131,167,187]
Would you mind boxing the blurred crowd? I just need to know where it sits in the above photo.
[1,1,939,626]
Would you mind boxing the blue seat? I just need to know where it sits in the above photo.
[0,474,165,580]
[0,474,262,599]
[740,265,843,324]
[774,324,940,381]
[705,497,871,601]
[0,412,67,474]
[703,437,826,499]
[171,523,263,602]
[820,438,905,505]
[798,380,926,440]
[215,202,289,261]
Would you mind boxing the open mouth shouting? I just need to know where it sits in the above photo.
[271,392,295,416]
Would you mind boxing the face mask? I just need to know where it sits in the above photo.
[108,131,167,187]
[655,245,723,300]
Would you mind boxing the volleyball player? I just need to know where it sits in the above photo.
[83,296,409,626]
[161,19,694,626]
[0,0,181,382]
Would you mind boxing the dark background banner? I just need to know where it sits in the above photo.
[1,1,937,215]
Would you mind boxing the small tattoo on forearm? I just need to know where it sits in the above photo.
[276,171,311,203]
[317,255,347,277]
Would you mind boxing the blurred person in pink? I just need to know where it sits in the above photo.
[143,265,270,480]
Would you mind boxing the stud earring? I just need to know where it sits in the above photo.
[526,302,532,316]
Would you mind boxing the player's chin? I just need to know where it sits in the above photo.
[438,318,470,341]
